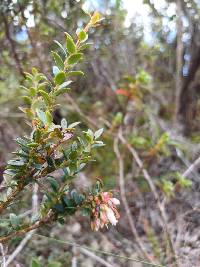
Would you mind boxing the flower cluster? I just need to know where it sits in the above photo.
[89,192,120,231]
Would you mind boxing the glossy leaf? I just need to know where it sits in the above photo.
[77,29,88,42]
[45,110,53,125]
[66,34,76,54]
[67,53,83,65]
[66,71,84,77]
[47,176,59,191]
[36,109,47,125]
[94,128,104,139]
[55,71,66,85]
[52,51,64,70]
[39,90,51,106]
[54,40,67,55]
[54,87,70,96]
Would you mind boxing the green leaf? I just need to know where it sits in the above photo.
[62,196,76,214]
[33,129,42,142]
[52,51,64,70]
[45,110,53,125]
[10,213,20,228]
[176,172,192,188]
[7,159,25,166]
[32,67,38,75]
[30,258,41,267]
[19,107,34,119]
[75,163,86,173]
[90,11,101,25]
[113,112,123,125]
[67,53,83,65]
[94,180,102,194]
[55,71,66,85]
[54,40,67,55]
[178,177,192,188]
[29,87,37,97]
[81,207,91,216]
[66,71,84,77]
[54,87,70,97]
[77,29,88,43]
[58,80,73,89]
[92,141,105,148]
[130,136,149,149]
[162,180,174,197]
[46,156,55,167]
[39,90,51,106]
[22,96,32,105]
[66,34,76,54]
[94,128,104,139]
[3,169,18,176]
[68,121,81,128]
[78,43,92,51]
[53,203,65,213]
[15,137,29,148]
[84,129,94,142]
[71,191,85,205]
[47,176,59,191]
[24,72,33,81]
[36,109,47,125]
[27,142,38,148]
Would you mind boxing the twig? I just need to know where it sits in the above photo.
[182,155,200,178]
[2,14,24,77]
[5,184,39,266]
[0,211,53,244]
[5,232,32,267]
[0,183,25,214]
[79,247,115,267]
[65,95,98,129]
[113,137,154,262]
[118,129,179,267]
[34,234,165,267]
[174,0,184,124]
[0,243,6,267]
[71,246,78,267]
[175,148,200,181]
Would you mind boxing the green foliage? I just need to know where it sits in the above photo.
[1,11,105,240]
[30,258,62,267]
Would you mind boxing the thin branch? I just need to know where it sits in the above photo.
[5,232,32,266]
[79,247,115,267]
[2,14,24,77]
[71,246,78,267]
[0,183,25,215]
[5,184,39,266]
[0,243,6,267]
[34,234,165,267]
[0,211,53,244]
[113,137,154,262]
[174,0,184,124]
[118,129,179,267]
[182,155,200,178]
[65,95,98,129]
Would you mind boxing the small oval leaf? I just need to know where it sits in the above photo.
[55,71,66,85]
[67,53,83,65]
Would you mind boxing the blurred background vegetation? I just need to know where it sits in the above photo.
[0,0,200,266]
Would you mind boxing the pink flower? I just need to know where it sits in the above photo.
[110,198,120,206]
[105,206,118,225]
[90,191,120,231]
